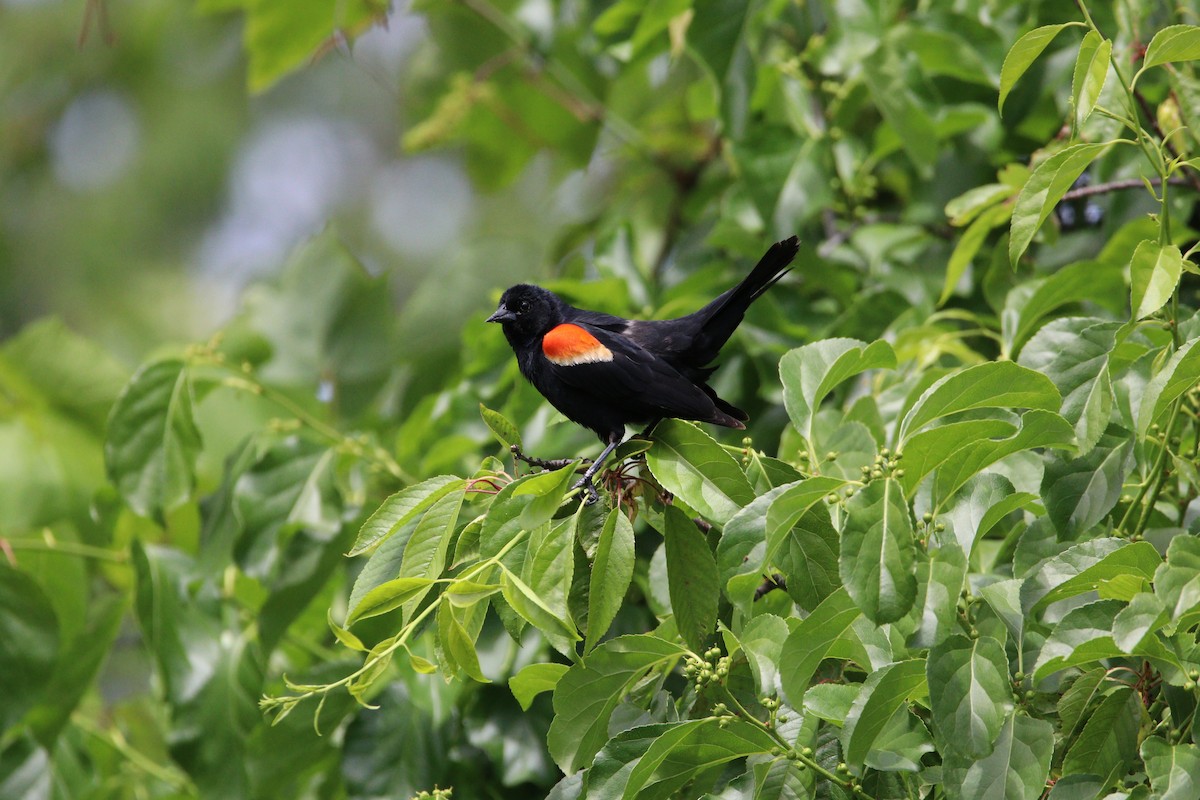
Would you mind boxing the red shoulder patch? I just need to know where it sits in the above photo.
[542,324,614,366]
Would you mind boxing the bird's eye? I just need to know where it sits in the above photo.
[516,300,529,313]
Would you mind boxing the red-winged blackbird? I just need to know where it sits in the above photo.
[488,236,800,500]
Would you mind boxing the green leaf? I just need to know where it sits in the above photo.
[500,565,580,657]
[603,718,778,799]
[910,541,969,648]
[479,403,522,450]
[1009,142,1119,267]
[719,478,843,611]
[663,505,718,652]
[1141,25,1200,71]
[509,663,569,711]
[1113,592,1168,653]
[347,489,463,624]
[1019,318,1118,453]
[586,508,635,652]
[645,419,755,525]
[779,588,861,706]
[1141,736,1200,800]
[927,635,1013,758]
[1003,261,1126,359]
[781,339,896,450]
[105,358,202,519]
[1131,240,1184,321]
[738,614,790,696]
[1021,539,1158,614]
[840,477,917,624]
[1058,668,1108,737]
[512,463,578,531]
[941,203,1012,306]
[1070,31,1110,130]
[933,409,1076,505]
[1138,336,1200,437]
[1153,536,1200,623]
[1061,686,1141,784]
[943,474,1038,557]
[240,0,388,91]
[1031,599,1166,683]
[945,183,1019,227]
[843,659,927,767]
[999,23,1081,115]
[862,43,939,171]
[346,577,436,627]
[547,635,687,773]
[348,476,464,556]
[943,713,1054,800]
[0,317,128,430]
[438,600,488,683]
[898,419,1017,496]
[0,564,60,733]
[1041,427,1134,538]
[899,361,1060,441]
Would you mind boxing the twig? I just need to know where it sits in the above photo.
[1060,175,1189,201]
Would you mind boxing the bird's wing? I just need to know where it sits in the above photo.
[539,322,739,426]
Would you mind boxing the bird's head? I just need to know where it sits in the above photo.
[487,284,561,339]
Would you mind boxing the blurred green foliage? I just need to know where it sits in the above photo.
[3,0,1200,798]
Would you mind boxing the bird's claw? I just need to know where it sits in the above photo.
[572,476,600,505]
[509,444,585,471]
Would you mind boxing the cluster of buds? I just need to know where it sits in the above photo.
[411,788,452,800]
[858,448,903,483]
[684,647,730,688]
[740,436,754,466]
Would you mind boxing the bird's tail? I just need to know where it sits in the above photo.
[689,236,800,363]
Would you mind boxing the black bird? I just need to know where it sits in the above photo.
[487,236,800,500]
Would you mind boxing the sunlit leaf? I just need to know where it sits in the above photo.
[645,419,754,525]
[1009,142,1121,267]
[999,23,1082,114]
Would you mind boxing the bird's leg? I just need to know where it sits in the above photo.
[572,439,621,505]
[510,444,589,471]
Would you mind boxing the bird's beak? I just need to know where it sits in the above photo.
[487,304,516,323]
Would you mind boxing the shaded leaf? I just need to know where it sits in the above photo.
[547,635,687,773]
[779,588,860,705]
[105,358,202,519]
[586,508,635,652]
[843,659,927,767]
[943,713,1053,800]
[663,505,719,652]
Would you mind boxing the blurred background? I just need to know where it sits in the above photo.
[2,0,608,363]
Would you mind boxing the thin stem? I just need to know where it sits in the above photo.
[72,715,194,792]
[1125,398,1184,537]
[3,532,127,563]
[262,531,530,713]
[715,685,873,800]
[1060,176,1189,202]
[215,366,412,484]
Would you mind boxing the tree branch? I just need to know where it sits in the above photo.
[1060,175,1189,202]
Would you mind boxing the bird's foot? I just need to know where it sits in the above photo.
[571,475,601,505]
[509,444,589,471]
